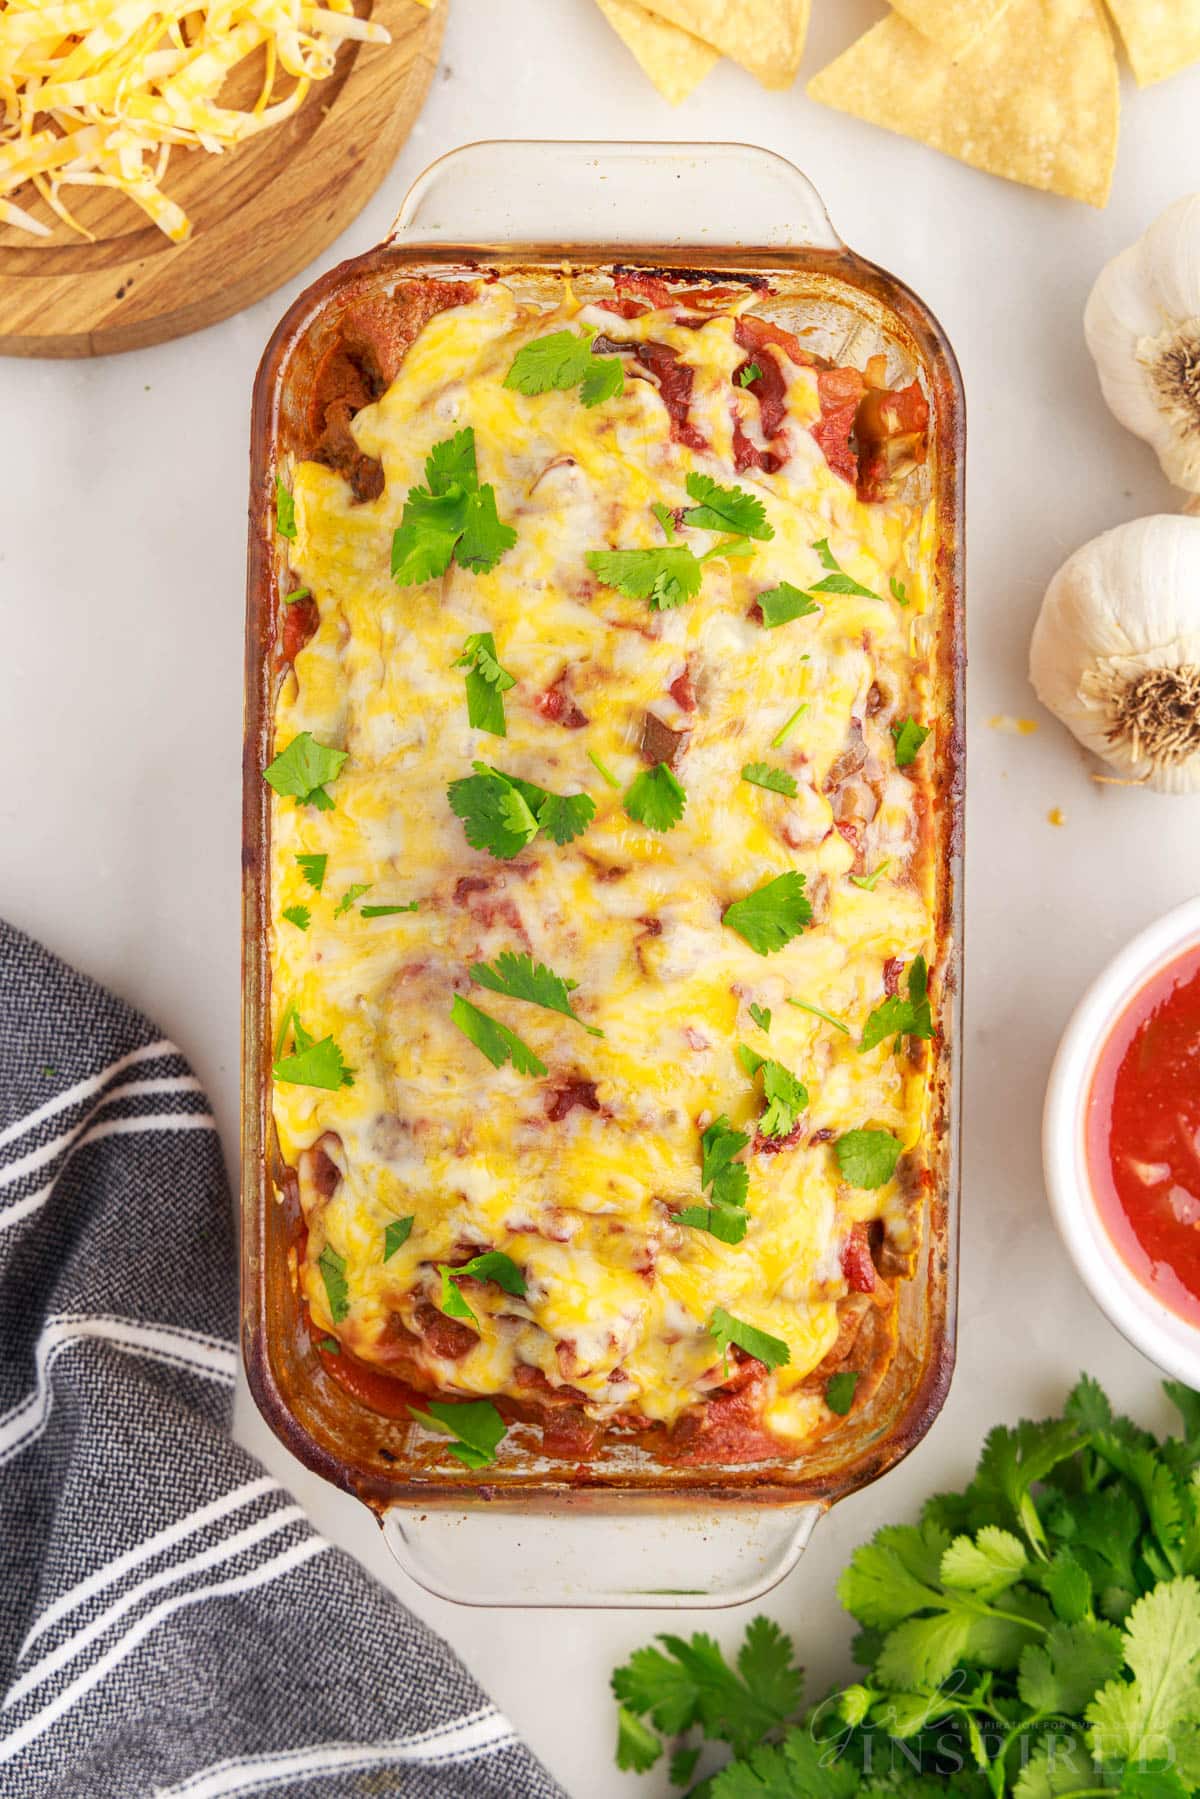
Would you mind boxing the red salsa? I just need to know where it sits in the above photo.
[1087,945,1200,1324]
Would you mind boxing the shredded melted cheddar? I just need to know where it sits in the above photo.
[269,276,938,1459]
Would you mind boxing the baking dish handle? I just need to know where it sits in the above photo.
[389,140,843,253]
[380,1499,824,1609]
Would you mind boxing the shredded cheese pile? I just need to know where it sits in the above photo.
[0,0,392,243]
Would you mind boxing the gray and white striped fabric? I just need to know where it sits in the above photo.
[0,920,566,1799]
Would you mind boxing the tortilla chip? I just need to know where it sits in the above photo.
[888,0,1013,57]
[635,0,810,89]
[807,0,1119,208]
[1102,0,1200,85]
[593,0,719,103]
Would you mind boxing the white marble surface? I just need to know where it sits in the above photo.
[4,4,1200,1794]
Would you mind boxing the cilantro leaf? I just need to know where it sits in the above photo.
[674,1201,749,1245]
[738,362,763,387]
[738,1044,808,1138]
[749,1003,771,1032]
[470,948,602,1036]
[1019,1619,1125,1715]
[333,883,371,918]
[448,768,540,860]
[624,762,686,832]
[616,1706,661,1774]
[684,472,774,542]
[317,1335,339,1354]
[587,546,702,611]
[295,852,327,891]
[317,1243,349,1323]
[1086,1578,1200,1767]
[758,583,820,629]
[891,575,910,605]
[710,1730,859,1799]
[391,486,471,586]
[722,872,811,955]
[941,1526,1029,1598]
[281,905,310,931]
[451,993,547,1077]
[710,1308,790,1372]
[275,475,296,540]
[408,1397,507,1468]
[536,789,596,846]
[273,1017,354,1090]
[612,1616,802,1760]
[835,1128,901,1189]
[787,997,851,1034]
[826,1371,860,1415]
[860,956,934,1052]
[455,630,516,736]
[383,1217,413,1261]
[439,1250,526,1326]
[263,733,348,810]
[742,762,798,797]
[505,326,625,409]
[811,537,882,600]
[425,426,477,496]
[457,484,518,575]
[701,1116,751,1211]
[668,1745,700,1787]
[893,717,931,767]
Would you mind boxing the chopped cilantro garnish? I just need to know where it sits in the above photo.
[675,1115,750,1244]
[438,1251,526,1327]
[722,872,811,956]
[451,993,547,1077]
[390,427,516,586]
[710,1307,790,1372]
[448,763,595,860]
[383,1216,414,1261]
[623,762,686,832]
[360,903,419,917]
[787,996,851,1035]
[758,582,820,629]
[587,546,702,611]
[274,475,296,540]
[749,1003,771,1033]
[811,537,882,601]
[890,575,909,605]
[504,325,625,409]
[455,631,515,737]
[317,1243,349,1323]
[273,1014,354,1091]
[835,1128,902,1189]
[738,1044,809,1138]
[263,733,347,811]
[616,1707,662,1776]
[281,905,310,931]
[650,500,677,541]
[825,1370,860,1415]
[741,762,797,798]
[683,472,774,542]
[295,852,327,891]
[860,956,933,1053]
[892,717,931,767]
[333,883,371,918]
[738,362,763,386]
[770,703,808,749]
[470,948,603,1036]
[588,749,621,790]
[849,858,892,892]
[408,1397,507,1469]
[317,1335,340,1354]
[282,586,310,604]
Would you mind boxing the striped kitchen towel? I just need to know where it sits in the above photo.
[0,919,565,1799]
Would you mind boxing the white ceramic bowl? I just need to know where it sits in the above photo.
[1043,897,1200,1386]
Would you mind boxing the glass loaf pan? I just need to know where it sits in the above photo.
[242,141,965,1607]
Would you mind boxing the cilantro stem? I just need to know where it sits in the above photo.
[272,998,296,1064]
[588,749,621,791]
[771,703,808,749]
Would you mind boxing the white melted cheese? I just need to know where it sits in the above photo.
[269,278,938,1447]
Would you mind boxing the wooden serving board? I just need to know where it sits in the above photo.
[0,0,445,359]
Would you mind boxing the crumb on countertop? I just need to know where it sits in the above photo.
[1047,807,1065,827]
[989,715,1039,736]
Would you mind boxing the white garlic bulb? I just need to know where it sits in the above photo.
[1029,514,1200,793]
[1084,195,1200,494]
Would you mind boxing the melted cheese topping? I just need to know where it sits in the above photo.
[270,277,937,1451]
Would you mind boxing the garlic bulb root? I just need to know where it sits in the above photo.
[1029,514,1200,794]
[1085,195,1200,494]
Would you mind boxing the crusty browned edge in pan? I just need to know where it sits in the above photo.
[242,239,965,1516]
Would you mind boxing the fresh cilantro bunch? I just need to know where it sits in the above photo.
[391,427,516,586]
[613,1374,1200,1796]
